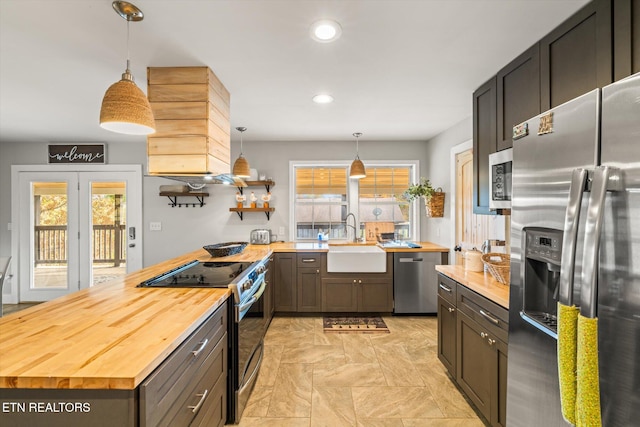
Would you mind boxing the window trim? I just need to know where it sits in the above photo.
[289,160,420,241]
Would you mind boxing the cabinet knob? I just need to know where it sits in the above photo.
[488,338,496,346]
[353,279,357,283]
[448,307,455,313]
[358,280,362,284]
[480,332,487,339]
[316,269,320,274]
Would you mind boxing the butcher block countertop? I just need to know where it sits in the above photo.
[0,242,450,390]
[269,241,449,253]
[435,265,510,309]
[0,249,230,390]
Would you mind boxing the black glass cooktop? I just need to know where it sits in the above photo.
[138,260,251,288]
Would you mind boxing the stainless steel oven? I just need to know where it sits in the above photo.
[229,260,268,423]
[489,148,513,210]
[137,257,270,424]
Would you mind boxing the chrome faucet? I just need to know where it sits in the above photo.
[345,213,357,242]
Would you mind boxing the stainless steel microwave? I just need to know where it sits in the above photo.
[489,148,512,210]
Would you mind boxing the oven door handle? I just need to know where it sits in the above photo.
[238,278,267,313]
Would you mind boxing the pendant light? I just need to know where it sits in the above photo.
[233,127,251,178]
[99,1,155,135]
[350,132,366,179]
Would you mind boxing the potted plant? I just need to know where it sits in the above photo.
[403,178,444,217]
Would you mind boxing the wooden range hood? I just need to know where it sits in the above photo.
[146,66,232,183]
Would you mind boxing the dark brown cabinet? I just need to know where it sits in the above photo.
[140,300,228,427]
[297,254,322,312]
[613,0,640,80]
[273,253,296,312]
[321,253,393,313]
[472,77,497,215]
[273,251,393,313]
[496,44,540,151]
[456,310,508,426]
[321,276,393,312]
[437,296,457,376]
[359,278,393,312]
[437,273,458,376]
[436,273,508,427]
[540,0,612,110]
[457,310,493,421]
[322,277,359,312]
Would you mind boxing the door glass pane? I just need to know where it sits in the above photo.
[32,182,68,289]
[91,182,127,286]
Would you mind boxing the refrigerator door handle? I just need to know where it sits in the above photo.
[559,168,589,306]
[580,166,622,318]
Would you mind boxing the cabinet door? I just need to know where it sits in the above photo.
[322,278,358,312]
[540,0,612,109]
[297,267,322,312]
[359,278,393,312]
[437,296,457,377]
[274,253,297,312]
[456,311,492,421]
[492,338,508,427]
[613,0,640,80]
[472,76,497,215]
[496,44,540,151]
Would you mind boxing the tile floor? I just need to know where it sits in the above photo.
[237,315,486,427]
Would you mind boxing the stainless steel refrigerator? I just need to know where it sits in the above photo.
[506,72,640,426]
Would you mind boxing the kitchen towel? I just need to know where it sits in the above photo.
[576,314,602,427]
[557,302,579,425]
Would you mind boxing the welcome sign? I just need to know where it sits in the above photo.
[48,144,105,164]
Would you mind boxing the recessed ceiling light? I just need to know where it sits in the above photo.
[310,19,342,43]
[313,94,334,104]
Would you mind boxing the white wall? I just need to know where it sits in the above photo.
[422,116,472,249]
[0,137,435,270]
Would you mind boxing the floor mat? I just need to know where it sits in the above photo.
[323,316,390,333]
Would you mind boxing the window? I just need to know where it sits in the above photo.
[291,161,418,241]
[359,166,412,240]
[292,165,348,240]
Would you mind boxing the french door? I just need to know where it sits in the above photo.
[12,166,142,302]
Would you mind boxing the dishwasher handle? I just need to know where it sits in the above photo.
[398,258,423,263]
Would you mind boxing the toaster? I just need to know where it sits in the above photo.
[250,229,271,245]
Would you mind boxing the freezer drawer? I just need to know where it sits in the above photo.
[393,252,448,314]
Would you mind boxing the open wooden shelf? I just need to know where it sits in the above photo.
[160,192,208,207]
[229,207,275,220]
[236,180,275,194]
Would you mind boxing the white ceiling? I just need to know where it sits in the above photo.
[0,0,590,145]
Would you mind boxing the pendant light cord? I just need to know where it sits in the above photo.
[126,17,131,72]
[353,132,362,159]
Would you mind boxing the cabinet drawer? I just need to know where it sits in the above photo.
[140,302,228,427]
[437,273,457,305]
[297,253,321,268]
[166,335,227,427]
[189,368,227,427]
[457,285,508,343]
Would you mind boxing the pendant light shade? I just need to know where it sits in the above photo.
[233,127,251,178]
[350,132,366,179]
[100,70,155,135]
[99,1,155,135]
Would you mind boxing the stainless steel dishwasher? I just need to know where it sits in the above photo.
[394,252,447,314]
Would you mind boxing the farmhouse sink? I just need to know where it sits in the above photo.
[327,245,387,273]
